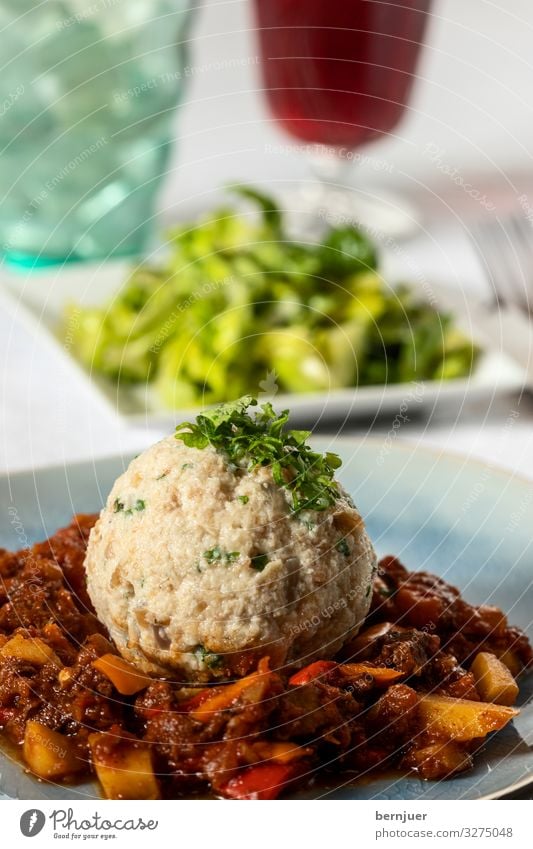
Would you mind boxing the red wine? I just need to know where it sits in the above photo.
[254,0,431,147]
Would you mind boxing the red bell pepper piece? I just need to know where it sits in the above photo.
[288,660,337,686]
[142,688,213,719]
[222,762,297,800]
[0,707,15,726]
[178,689,213,713]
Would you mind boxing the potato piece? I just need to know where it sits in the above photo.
[403,741,472,780]
[91,654,152,695]
[418,694,518,742]
[471,652,519,706]
[24,721,84,779]
[496,649,522,678]
[89,733,160,800]
[1,634,61,667]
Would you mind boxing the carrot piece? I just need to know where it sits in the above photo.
[92,654,152,695]
[256,657,271,674]
[288,661,402,687]
[254,741,313,764]
[336,663,404,686]
[288,661,337,686]
[222,763,297,800]
[176,688,213,713]
[191,670,266,722]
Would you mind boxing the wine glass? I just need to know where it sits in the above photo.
[253,0,433,237]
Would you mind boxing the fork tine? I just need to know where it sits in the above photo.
[494,217,526,309]
[469,220,508,306]
[469,216,531,311]
[467,214,533,388]
[508,214,533,313]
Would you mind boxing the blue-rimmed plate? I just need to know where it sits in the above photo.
[0,439,531,800]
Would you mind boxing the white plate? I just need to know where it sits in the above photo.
[0,260,526,428]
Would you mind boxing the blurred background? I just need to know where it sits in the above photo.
[168,0,533,212]
[2,0,533,472]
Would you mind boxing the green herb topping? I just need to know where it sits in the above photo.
[203,546,240,565]
[194,645,223,670]
[175,396,342,513]
[238,495,249,504]
[113,498,145,515]
[336,538,351,557]
[250,553,269,572]
[300,517,315,531]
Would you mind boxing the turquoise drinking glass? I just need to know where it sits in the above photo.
[0,0,195,266]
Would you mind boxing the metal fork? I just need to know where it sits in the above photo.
[467,213,533,387]
[470,213,533,312]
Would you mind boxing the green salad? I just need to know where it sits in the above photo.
[65,186,477,407]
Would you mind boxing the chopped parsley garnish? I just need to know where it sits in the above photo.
[182,462,194,470]
[203,547,240,565]
[194,645,223,670]
[336,538,351,557]
[175,396,342,513]
[156,472,168,480]
[300,517,315,531]
[113,498,145,515]
[238,495,249,504]
[250,553,269,572]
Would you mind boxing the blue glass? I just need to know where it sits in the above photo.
[0,0,195,266]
